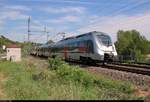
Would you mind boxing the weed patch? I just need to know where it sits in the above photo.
[0,57,143,99]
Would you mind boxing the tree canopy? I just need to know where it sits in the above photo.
[115,30,150,62]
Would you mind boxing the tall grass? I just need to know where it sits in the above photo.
[0,58,143,100]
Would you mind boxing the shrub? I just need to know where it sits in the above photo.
[0,58,139,99]
[48,58,66,70]
[48,58,96,87]
[48,58,136,92]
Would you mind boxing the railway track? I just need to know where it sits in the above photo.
[101,64,150,76]
[67,61,150,76]
[30,55,150,86]
[81,63,150,86]
[30,55,150,76]
[111,62,150,69]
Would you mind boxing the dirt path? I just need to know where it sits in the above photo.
[134,86,150,98]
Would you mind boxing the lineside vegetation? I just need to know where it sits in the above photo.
[115,30,150,63]
[0,57,146,100]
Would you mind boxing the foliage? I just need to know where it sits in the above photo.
[0,36,16,46]
[48,58,66,70]
[0,35,41,57]
[0,58,143,100]
[115,30,150,62]
[48,58,135,93]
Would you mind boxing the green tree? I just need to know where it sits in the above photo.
[115,30,150,62]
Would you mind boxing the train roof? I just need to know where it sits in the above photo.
[38,43,55,48]
[39,31,110,48]
[59,31,109,42]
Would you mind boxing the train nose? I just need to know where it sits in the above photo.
[104,53,114,62]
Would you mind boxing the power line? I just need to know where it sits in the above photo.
[79,0,150,31]
[30,34,44,41]
[112,0,150,16]
[27,16,69,43]
[27,16,51,43]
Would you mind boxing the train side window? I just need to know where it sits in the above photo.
[74,42,78,47]
[87,40,94,53]
[77,41,80,47]
[67,43,70,47]
[72,42,76,47]
[79,41,84,47]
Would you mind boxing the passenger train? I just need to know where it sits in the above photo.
[30,31,118,63]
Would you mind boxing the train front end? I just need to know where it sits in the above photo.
[94,32,118,63]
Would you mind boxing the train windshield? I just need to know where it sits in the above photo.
[97,34,112,46]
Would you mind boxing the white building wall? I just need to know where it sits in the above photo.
[2,45,6,50]
[6,48,21,62]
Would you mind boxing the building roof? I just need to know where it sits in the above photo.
[6,45,21,48]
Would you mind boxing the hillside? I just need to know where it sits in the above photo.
[0,35,41,54]
[0,35,19,46]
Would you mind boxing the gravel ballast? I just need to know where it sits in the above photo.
[82,66,150,87]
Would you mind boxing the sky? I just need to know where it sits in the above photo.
[0,0,150,43]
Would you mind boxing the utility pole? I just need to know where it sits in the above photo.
[24,35,25,43]
[47,32,49,42]
[27,17,52,43]
[28,16,31,42]
[44,26,49,42]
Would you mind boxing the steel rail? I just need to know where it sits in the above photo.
[110,62,150,69]
[101,64,150,76]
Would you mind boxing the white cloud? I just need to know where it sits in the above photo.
[30,26,44,31]
[78,13,150,42]
[0,4,30,28]
[43,6,86,14]
[0,19,5,26]
[0,9,29,31]
[2,5,31,11]
[0,5,30,23]
[0,11,28,20]
[47,15,80,24]
[47,0,99,5]
[29,34,47,43]
[111,0,150,16]
[0,21,4,30]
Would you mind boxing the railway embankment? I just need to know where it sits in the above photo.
[0,56,149,100]
[82,66,150,87]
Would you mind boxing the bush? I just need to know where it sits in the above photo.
[48,58,97,87]
[0,58,139,99]
[48,58,66,70]
[48,58,135,93]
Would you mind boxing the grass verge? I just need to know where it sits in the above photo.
[0,57,146,100]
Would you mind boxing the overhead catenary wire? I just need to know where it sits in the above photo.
[78,0,150,34]
[27,17,52,43]
[28,0,150,43]
[112,0,150,16]
[27,20,64,43]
